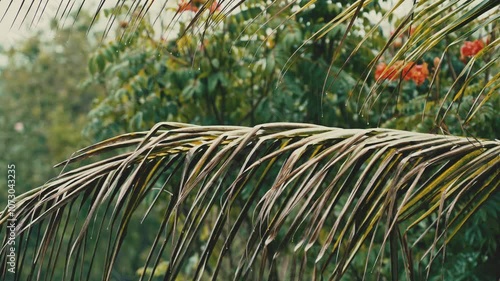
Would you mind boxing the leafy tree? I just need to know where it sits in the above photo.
[0,15,103,197]
[84,1,498,141]
[83,0,375,141]
[0,0,498,280]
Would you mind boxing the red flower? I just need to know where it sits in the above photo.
[401,62,415,81]
[375,62,400,81]
[460,39,484,58]
[375,61,428,85]
[209,1,221,13]
[178,1,198,13]
[375,61,404,81]
[407,63,429,85]
[375,63,387,80]
[433,57,441,69]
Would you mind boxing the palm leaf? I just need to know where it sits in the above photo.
[1,122,498,280]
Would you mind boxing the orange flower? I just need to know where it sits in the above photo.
[408,63,429,85]
[375,62,387,80]
[402,61,415,81]
[375,62,399,80]
[178,1,199,13]
[375,61,404,81]
[433,57,441,69]
[460,39,484,58]
[375,61,428,85]
[209,1,221,13]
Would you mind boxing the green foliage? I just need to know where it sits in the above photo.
[85,1,498,144]
[0,16,102,197]
[84,1,386,141]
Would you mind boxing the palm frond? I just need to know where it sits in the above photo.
[1,122,498,280]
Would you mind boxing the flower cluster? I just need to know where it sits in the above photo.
[178,1,198,12]
[178,0,221,13]
[375,61,429,85]
[379,24,487,87]
[460,39,484,60]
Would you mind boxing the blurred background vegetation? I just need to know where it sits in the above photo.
[0,0,498,280]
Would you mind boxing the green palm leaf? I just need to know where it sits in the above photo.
[1,123,498,280]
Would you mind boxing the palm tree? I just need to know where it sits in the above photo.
[1,0,498,280]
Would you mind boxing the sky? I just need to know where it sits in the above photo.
[0,0,63,47]
[0,0,169,47]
